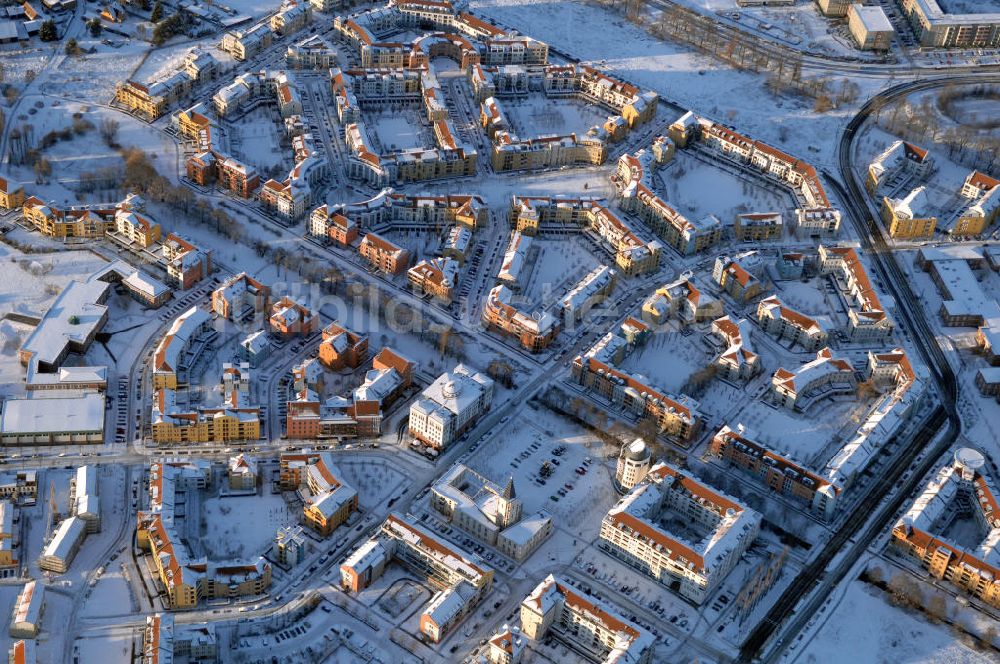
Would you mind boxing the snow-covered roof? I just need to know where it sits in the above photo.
[42,516,86,563]
[1,393,105,436]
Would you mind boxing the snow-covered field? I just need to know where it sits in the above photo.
[200,488,298,560]
[660,152,794,225]
[793,579,994,664]
[619,328,710,393]
[503,95,610,138]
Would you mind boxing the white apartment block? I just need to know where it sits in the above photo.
[408,364,494,449]
[598,462,761,604]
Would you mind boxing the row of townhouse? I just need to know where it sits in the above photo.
[614,136,725,256]
[220,0,312,60]
[152,365,262,445]
[259,133,330,220]
[817,244,895,341]
[19,193,210,290]
[114,49,220,120]
[340,512,494,643]
[137,461,271,609]
[334,1,546,68]
[213,70,302,119]
[315,189,485,237]
[510,196,662,277]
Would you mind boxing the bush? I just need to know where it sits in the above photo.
[39,20,57,42]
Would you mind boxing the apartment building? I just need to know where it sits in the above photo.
[39,516,85,573]
[212,273,270,321]
[510,196,661,276]
[318,322,369,370]
[848,4,895,51]
[482,285,559,352]
[138,461,271,609]
[220,22,273,61]
[712,254,764,303]
[287,33,337,69]
[270,1,311,36]
[598,462,760,604]
[734,212,782,242]
[141,614,219,664]
[756,295,828,351]
[491,132,606,172]
[228,454,257,491]
[22,197,115,239]
[152,307,213,390]
[794,206,842,236]
[641,277,722,325]
[710,423,840,520]
[871,142,919,193]
[892,448,1000,607]
[269,297,318,338]
[359,232,411,275]
[70,465,100,533]
[520,575,654,664]
[340,513,494,643]
[771,348,857,409]
[408,364,494,449]
[711,315,761,381]
[113,206,161,248]
[0,175,25,210]
[151,385,262,445]
[882,185,937,238]
[898,0,1000,48]
[297,453,359,536]
[817,245,895,341]
[570,349,701,442]
[408,257,460,303]
[10,581,43,638]
[699,121,833,212]
[310,205,360,246]
[163,234,212,290]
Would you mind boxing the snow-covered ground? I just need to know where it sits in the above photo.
[792,578,994,664]
[659,151,794,225]
[199,487,297,560]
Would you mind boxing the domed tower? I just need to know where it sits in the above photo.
[953,447,985,482]
[616,438,651,493]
